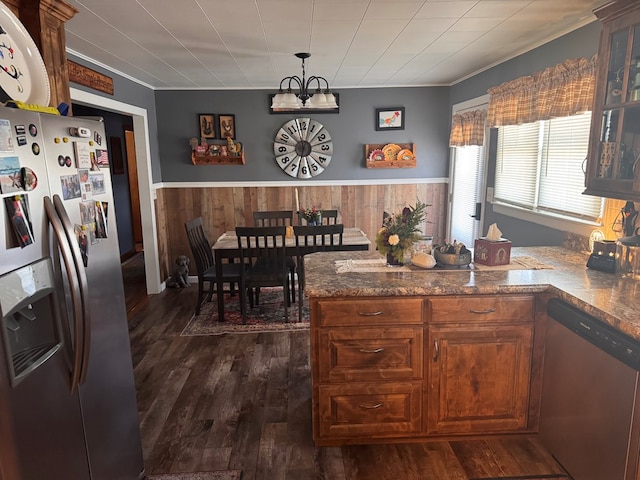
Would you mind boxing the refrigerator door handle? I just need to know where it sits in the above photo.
[44,196,85,393]
[52,195,91,385]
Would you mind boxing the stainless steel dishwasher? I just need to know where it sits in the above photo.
[539,298,640,480]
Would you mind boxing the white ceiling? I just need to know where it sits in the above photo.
[63,0,606,91]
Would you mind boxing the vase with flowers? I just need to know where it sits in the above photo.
[301,206,322,225]
[375,200,428,266]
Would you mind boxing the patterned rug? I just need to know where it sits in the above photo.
[181,287,309,336]
[146,471,242,480]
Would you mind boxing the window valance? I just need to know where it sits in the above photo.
[449,109,487,147]
[486,55,597,127]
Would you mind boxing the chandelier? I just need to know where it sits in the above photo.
[270,53,338,110]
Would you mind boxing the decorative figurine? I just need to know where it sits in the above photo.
[227,137,242,155]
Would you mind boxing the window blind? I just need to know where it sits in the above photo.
[495,112,602,222]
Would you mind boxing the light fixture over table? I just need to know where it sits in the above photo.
[270,53,339,111]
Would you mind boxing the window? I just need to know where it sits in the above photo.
[495,112,603,223]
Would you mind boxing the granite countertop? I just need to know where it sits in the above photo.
[304,247,640,342]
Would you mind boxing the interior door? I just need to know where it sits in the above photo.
[125,129,143,249]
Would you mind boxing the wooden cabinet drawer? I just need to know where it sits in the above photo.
[317,382,422,439]
[316,297,423,326]
[429,295,534,324]
[317,327,423,382]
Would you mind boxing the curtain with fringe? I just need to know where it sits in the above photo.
[449,109,487,146]
[486,55,597,127]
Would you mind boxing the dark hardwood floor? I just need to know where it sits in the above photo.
[122,253,568,480]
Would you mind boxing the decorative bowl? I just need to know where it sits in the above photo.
[433,249,472,267]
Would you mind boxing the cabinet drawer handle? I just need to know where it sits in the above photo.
[359,402,383,409]
[358,311,383,316]
[359,348,384,354]
[433,338,439,361]
[469,308,496,314]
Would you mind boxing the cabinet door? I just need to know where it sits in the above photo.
[585,4,640,200]
[426,324,533,434]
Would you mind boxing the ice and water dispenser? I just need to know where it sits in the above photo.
[0,258,62,386]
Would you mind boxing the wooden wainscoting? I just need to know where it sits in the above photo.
[155,183,447,281]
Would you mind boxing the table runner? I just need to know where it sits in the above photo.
[335,256,554,273]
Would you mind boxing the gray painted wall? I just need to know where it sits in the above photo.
[450,22,603,246]
[154,87,451,182]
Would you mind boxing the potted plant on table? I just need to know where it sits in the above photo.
[301,206,322,225]
[376,200,428,266]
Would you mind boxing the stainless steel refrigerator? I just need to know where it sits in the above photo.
[0,107,144,479]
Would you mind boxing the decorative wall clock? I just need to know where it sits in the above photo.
[273,118,333,178]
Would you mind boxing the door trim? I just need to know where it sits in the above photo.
[70,87,161,294]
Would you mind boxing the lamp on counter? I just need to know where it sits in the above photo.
[270,53,339,111]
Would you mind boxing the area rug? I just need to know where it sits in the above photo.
[146,471,242,480]
[181,287,309,336]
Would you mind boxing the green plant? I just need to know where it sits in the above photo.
[375,200,428,262]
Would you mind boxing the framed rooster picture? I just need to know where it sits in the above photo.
[375,107,405,131]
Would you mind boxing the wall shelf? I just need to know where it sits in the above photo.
[365,143,416,169]
[191,150,245,165]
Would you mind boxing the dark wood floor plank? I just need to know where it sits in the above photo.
[256,422,289,480]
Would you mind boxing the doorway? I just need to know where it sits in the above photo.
[72,104,142,260]
[70,88,161,294]
[447,96,489,247]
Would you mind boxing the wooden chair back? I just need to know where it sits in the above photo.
[235,226,290,322]
[185,217,213,275]
[293,224,344,253]
[253,210,294,227]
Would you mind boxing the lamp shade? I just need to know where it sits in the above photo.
[324,92,338,109]
[307,92,328,109]
[271,93,286,109]
[279,92,302,109]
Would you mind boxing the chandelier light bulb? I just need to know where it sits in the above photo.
[271,53,338,111]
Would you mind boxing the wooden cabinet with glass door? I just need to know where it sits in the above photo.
[585,0,640,200]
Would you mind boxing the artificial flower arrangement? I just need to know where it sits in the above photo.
[300,206,322,224]
[375,200,428,264]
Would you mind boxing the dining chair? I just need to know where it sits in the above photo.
[184,217,243,315]
[235,226,290,323]
[297,209,339,225]
[293,224,344,321]
[252,210,296,303]
[252,210,294,227]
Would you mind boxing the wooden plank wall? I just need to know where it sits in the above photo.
[155,183,448,280]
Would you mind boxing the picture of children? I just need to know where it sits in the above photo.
[5,194,34,248]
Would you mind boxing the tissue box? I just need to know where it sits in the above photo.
[474,238,512,266]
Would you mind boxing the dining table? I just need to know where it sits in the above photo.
[211,227,371,321]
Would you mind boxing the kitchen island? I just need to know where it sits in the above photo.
[304,246,640,447]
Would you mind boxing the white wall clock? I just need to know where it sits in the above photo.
[273,118,333,178]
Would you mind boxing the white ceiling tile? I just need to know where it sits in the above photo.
[63,0,608,89]
[415,1,477,18]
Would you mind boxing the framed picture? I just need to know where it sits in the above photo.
[199,114,216,139]
[375,107,405,131]
[219,114,236,139]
